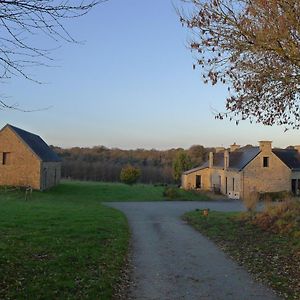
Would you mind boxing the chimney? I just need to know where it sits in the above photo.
[209,152,214,168]
[215,147,225,153]
[230,142,240,152]
[294,145,300,153]
[259,141,272,152]
[224,150,229,170]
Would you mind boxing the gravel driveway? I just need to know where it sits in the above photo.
[105,201,280,300]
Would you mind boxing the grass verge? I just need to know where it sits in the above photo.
[183,210,300,300]
[0,184,130,299]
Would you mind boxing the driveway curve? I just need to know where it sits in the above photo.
[105,201,280,300]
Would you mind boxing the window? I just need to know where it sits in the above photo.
[263,156,269,168]
[232,178,235,191]
[2,152,10,165]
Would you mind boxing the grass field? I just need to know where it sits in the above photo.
[183,210,300,300]
[0,180,210,299]
[44,180,211,202]
[0,182,130,299]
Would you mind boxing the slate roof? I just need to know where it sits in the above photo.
[216,147,261,170]
[183,161,209,175]
[183,145,300,175]
[184,146,261,174]
[273,149,300,170]
[6,124,61,162]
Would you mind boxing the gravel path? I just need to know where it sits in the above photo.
[105,201,281,300]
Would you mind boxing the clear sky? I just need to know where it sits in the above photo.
[1,0,299,149]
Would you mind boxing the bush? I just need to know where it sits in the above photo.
[252,200,300,236]
[120,165,141,185]
[163,187,180,200]
[260,191,292,202]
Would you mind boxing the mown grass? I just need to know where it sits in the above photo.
[0,180,210,299]
[183,210,300,300]
[0,183,130,300]
[43,180,211,202]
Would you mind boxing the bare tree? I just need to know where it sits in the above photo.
[179,0,300,129]
[0,0,104,109]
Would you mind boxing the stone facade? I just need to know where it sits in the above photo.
[242,151,290,199]
[0,125,61,190]
[182,141,300,199]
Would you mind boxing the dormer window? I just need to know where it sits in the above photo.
[263,156,269,168]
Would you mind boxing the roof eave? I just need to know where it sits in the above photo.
[183,166,208,175]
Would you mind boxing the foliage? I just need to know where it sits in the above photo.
[260,191,293,202]
[180,0,300,129]
[243,191,260,212]
[53,145,210,184]
[0,182,129,299]
[251,200,300,237]
[120,165,141,185]
[172,151,192,181]
[187,145,209,166]
[163,186,180,199]
[183,210,300,299]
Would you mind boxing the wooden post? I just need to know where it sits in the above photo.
[203,208,209,216]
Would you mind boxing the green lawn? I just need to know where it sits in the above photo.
[0,180,209,299]
[45,180,211,202]
[0,183,130,299]
[183,211,300,300]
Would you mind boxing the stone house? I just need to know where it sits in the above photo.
[0,124,61,190]
[182,141,300,199]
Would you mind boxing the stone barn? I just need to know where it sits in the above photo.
[0,124,61,190]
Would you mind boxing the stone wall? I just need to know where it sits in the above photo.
[182,167,242,199]
[212,169,242,198]
[182,168,210,190]
[0,127,41,189]
[242,152,291,199]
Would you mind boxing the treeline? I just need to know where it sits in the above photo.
[52,145,212,184]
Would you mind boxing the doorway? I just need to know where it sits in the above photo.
[196,175,201,189]
[291,179,300,195]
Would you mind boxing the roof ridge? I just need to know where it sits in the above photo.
[7,124,40,138]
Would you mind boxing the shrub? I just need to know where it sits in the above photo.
[163,187,180,200]
[260,191,292,202]
[120,165,141,185]
[243,191,259,212]
[253,200,300,236]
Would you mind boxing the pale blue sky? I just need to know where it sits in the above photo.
[1,0,299,149]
